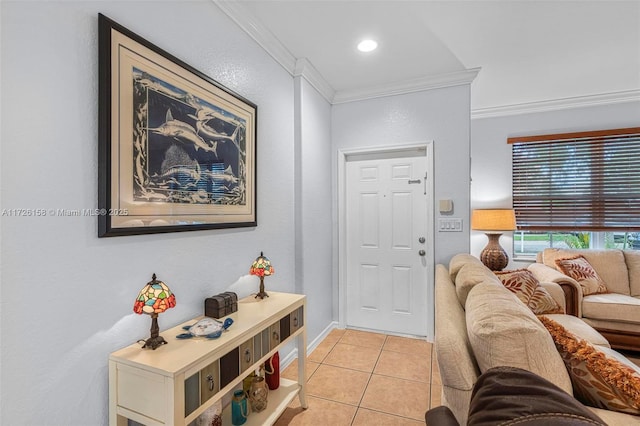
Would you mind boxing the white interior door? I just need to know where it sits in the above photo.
[345,153,430,336]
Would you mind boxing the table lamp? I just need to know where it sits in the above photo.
[250,252,274,299]
[471,209,517,271]
[133,273,176,350]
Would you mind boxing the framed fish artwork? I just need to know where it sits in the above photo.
[98,14,257,237]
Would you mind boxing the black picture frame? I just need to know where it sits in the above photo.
[98,14,257,237]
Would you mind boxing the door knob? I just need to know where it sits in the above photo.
[419,250,426,256]
[418,237,425,244]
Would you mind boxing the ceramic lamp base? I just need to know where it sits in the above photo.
[480,233,509,271]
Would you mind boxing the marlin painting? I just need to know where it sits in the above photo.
[201,165,239,188]
[195,120,240,145]
[135,71,186,100]
[150,110,218,156]
[188,106,244,128]
[130,68,252,209]
[156,163,202,182]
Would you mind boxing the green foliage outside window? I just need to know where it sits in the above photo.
[514,232,640,258]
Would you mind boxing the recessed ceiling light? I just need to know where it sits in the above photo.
[357,39,378,53]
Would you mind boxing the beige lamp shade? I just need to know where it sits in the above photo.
[471,209,517,232]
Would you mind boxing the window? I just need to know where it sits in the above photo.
[514,231,640,258]
[509,127,640,257]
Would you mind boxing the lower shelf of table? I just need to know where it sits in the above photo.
[221,378,301,426]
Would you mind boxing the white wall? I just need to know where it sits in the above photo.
[471,101,640,269]
[331,85,472,267]
[294,77,334,341]
[0,1,304,424]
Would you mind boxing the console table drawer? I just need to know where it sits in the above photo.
[115,364,168,424]
[240,338,254,373]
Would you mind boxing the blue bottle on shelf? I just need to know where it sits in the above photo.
[231,389,248,425]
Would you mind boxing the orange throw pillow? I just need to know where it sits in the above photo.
[555,255,608,296]
[539,316,640,415]
[494,269,563,315]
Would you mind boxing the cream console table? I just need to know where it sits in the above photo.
[109,292,307,426]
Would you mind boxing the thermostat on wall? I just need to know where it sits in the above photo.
[439,199,453,214]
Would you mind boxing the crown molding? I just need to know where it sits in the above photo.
[332,68,481,104]
[213,1,335,102]
[293,58,336,103]
[471,89,640,119]
[213,1,636,113]
[213,0,479,105]
[213,0,297,73]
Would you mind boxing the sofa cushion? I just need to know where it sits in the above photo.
[589,407,640,425]
[435,265,480,390]
[539,316,640,415]
[449,253,484,282]
[542,249,630,295]
[582,293,640,324]
[539,282,566,313]
[555,256,609,296]
[435,264,481,425]
[465,282,573,395]
[624,250,640,297]
[494,269,563,315]
[455,262,502,308]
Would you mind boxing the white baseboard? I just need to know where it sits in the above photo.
[280,321,340,369]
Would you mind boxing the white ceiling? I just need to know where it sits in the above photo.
[217,0,640,115]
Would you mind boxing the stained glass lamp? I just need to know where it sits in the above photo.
[133,273,176,350]
[250,252,274,299]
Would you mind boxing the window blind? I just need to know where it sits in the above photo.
[509,127,640,231]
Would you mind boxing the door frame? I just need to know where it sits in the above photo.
[337,142,435,339]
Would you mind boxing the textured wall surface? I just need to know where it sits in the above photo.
[1,1,299,424]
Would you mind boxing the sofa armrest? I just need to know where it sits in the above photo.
[528,263,583,317]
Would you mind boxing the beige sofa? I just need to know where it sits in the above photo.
[528,248,640,351]
[435,253,640,425]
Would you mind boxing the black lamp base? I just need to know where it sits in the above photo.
[142,313,167,350]
[255,277,269,299]
[142,335,168,350]
[480,233,509,271]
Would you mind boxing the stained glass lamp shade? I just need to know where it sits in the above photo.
[250,252,274,299]
[133,274,176,350]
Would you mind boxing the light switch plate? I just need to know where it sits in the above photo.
[438,218,463,232]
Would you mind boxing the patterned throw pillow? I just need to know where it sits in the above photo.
[494,269,563,315]
[539,316,640,415]
[555,255,609,296]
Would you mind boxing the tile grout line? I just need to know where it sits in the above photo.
[350,334,388,425]
[283,330,432,424]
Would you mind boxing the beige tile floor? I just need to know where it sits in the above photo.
[274,328,441,425]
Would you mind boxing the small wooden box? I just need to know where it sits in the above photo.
[204,292,238,319]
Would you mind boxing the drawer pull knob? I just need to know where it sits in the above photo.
[273,331,280,342]
[293,316,298,327]
[206,374,215,391]
[245,349,252,363]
